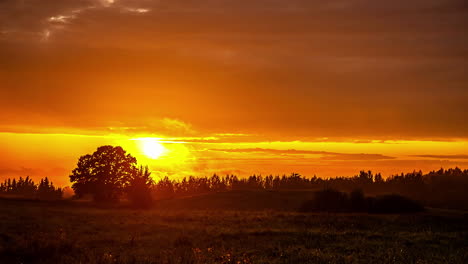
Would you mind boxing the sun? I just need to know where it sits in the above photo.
[141,139,167,159]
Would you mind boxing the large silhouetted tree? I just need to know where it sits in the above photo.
[69,145,138,202]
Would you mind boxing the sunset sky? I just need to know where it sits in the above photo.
[1,0,467,186]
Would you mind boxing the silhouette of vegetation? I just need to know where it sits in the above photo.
[69,145,138,202]
[0,176,62,200]
[126,166,154,208]
[301,189,349,212]
[2,145,467,211]
[349,188,367,212]
[370,194,424,214]
[300,189,424,213]
[146,168,468,210]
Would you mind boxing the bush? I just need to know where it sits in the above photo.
[126,177,153,209]
[349,188,367,212]
[300,189,349,212]
[369,194,424,214]
[300,189,424,214]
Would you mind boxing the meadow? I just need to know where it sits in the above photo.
[0,194,466,264]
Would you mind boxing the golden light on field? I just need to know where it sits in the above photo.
[140,138,167,159]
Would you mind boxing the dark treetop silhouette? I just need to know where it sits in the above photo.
[45,145,466,210]
[0,176,62,200]
[69,145,139,202]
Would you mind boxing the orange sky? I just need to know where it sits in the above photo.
[1,0,467,186]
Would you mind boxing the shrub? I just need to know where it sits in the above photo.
[126,166,154,209]
[369,194,424,214]
[349,188,367,212]
[300,189,349,212]
[126,177,153,209]
[300,189,424,214]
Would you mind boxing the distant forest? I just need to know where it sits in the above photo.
[0,168,467,210]
[0,176,62,200]
[150,168,468,209]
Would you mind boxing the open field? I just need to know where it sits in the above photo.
[0,195,467,264]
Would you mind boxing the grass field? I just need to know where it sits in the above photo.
[0,195,467,264]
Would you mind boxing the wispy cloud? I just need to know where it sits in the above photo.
[210,148,396,161]
[0,0,154,42]
[411,154,468,160]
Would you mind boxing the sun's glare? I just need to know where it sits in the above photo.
[141,139,166,159]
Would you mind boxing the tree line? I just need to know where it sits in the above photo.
[150,168,468,209]
[2,145,467,210]
[0,176,62,200]
[69,145,466,209]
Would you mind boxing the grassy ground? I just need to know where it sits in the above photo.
[0,198,467,264]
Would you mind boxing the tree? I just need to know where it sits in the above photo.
[154,177,175,199]
[69,145,138,202]
[37,177,62,200]
[126,166,154,208]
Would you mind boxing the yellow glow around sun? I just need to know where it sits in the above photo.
[141,139,167,159]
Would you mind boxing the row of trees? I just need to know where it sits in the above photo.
[0,176,63,200]
[3,146,467,209]
[151,168,468,203]
[67,145,467,209]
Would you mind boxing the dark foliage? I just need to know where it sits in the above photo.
[126,166,154,208]
[64,146,468,210]
[149,168,468,210]
[369,194,425,214]
[300,189,424,214]
[302,189,349,212]
[0,176,62,200]
[69,145,138,202]
[349,188,367,212]
[2,143,467,211]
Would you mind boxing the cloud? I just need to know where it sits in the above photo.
[124,7,150,14]
[319,153,396,161]
[210,148,395,161]
[98,0,115,8]
[0,117,197,138]
[160,118,194,134]
[411,154,468,160]
[0,0,467,140]
[0,0,154,41]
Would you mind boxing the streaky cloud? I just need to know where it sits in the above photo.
[210,148,396,161]
[411,154,468,160]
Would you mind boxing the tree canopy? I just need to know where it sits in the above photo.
[69,145,138,202]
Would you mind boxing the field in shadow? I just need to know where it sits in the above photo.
[0,195,466,264]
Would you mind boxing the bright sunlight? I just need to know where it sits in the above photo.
[141,138,167,159]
